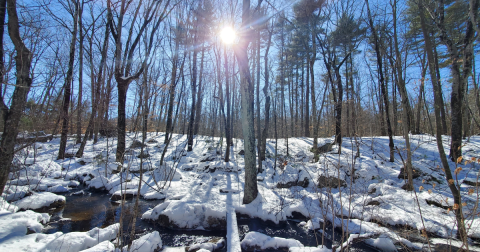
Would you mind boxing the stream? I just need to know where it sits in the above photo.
[237,217,380,252]
[45,187,227,250]
[42,187,379,251]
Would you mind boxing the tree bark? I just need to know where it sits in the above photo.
[366,0,394,162]
[419,1,468,242]
[187,23,198,152]
[260,26,273,162]
[58,0,79,160]
[255,30,262,173]
[236,0,258,205]
[76,0,84,144]
[194,46,205,136]
[76,21,110,158]
[0,0,34,196]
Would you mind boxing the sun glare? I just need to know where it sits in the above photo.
[220,26,236,44]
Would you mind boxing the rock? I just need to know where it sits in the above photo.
[397,167,421,179]
[200,156,216,162]
[186,237,225,252]
[110,193,135,201]
[130,140,147,149]
[205,166,217,173]
[137,152,150,158]
[368,187,376,194]
[276,177,309,188]
[219,189,239,194]
[367,200,380,206]
[425,199,450,210]
[288,211,308,221]
[317,175,346,188]
[238,150,245,155]
[434,244,465,252]
[157,213,226,230]
[147,202,226,230]
[311,142,334,154]
[13,192,66,212]
[463,179,480,187]
[147,138,158,144]
[297,177,309,187]
[182,164,197,171]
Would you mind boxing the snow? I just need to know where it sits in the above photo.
[0,210,49,239]
[81,240,115,252]
[39,224,119,252]
[188,238,225,251]
[364,237,397,252]
[142,200,226,230]
[12,192,65,210]
[123,231,162,252]
[3,133,480,250]
[240,231,303,250]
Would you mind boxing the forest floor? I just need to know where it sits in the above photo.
[1,132,480,251]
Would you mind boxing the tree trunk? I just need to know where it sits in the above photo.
[58,0,79,160]
[310,29,317,156]
[366,0,394,162]
[76,1,84,144]
[255,31,262,173]
[260,27,273,162]
[187,28,198,152]
[76,23,109,157]
[392,0,413,190]
[419,1,468,241]
[236,0,258,205]
[194,46,205,136]
[224,46,232,161]
[305,56,310,138]
[0,0,34,196]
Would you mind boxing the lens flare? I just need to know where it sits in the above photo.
[220,26,236,44]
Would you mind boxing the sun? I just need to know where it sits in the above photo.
[220,26,236,44]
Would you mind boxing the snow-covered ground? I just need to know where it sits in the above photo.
[1,132,480,251]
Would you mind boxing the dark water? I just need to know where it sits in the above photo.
[237,217,380,252]
[45,188,226,250]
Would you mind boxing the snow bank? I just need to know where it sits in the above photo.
[80,240,115,252]
[188,238,225,252]
[364,237,397,252]
[0,210,49,241]
[123,231,162,252]
[12,192,65,210]
[0,197,18,212]
[143,201,226,230]
[39,223,119,252]
[240,231,303,251]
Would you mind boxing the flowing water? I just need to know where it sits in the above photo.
[45,187,226,250]
[42,186,381,251]
[237,216,380,252]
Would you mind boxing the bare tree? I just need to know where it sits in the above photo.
[107,0,174,163]
[235,0,258,204]
[0,0,34,196]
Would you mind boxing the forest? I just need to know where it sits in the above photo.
[0,0,480,251]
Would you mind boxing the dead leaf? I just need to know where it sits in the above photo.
[454,167,462,175]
